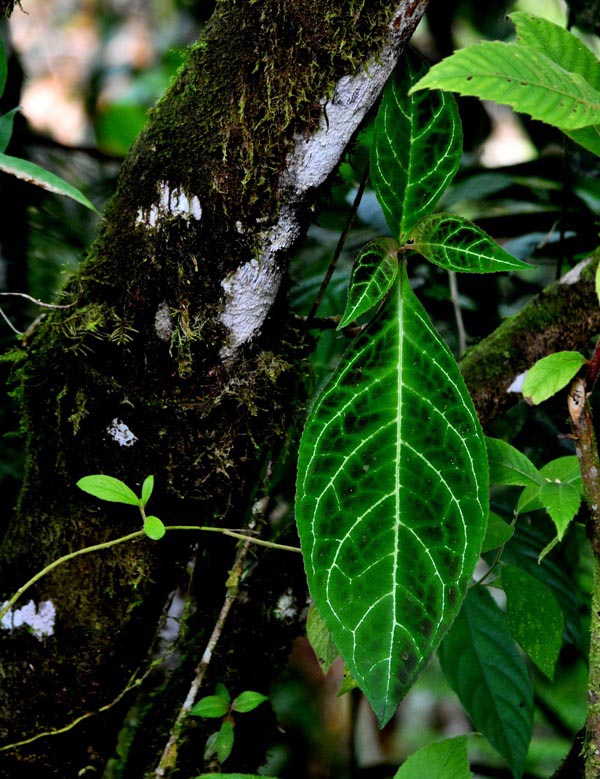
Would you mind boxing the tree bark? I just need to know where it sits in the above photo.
[0,2,428,776]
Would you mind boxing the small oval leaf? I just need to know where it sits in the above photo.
[486,437,542,487]
[522,351,586,405]
[215,720,235,764]
[231,691,268,713]
[141,475,154,507]
[189,695,230,718]
[409,214,530,273]
[338,238,399,328]
[77,474,139,506]
[144,515,166,541]
[393,735,472,779]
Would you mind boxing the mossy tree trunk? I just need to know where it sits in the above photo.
[0,2,428,776]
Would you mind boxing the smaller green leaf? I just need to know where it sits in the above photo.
[77,474,139,506]
[522,351,586,405]
[408,214,530,273]
[141,475,154,507]
[482,511,514,554]
[144,515,166,541]
[0,152,98,212]
[393,735,472,779]
[215,682,231,705]
[190,695,230,718]
[215,720,235,764]
[204,731,219,761]
[307,603,339,675]
[337,666,358,697]
[501,564,564,680]
[231,691,268,714]
[517,457,582,540]
[486,437,542,487]
[0,107,19,154]
[338,238,399,329]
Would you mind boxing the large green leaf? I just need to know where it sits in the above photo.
[410,42,600,132]
[510,12,600,155]
[338,238,399,329]
[393,735,472,779]
[296,265,487,727]
[438,587,533,778]
[371,48,462,242]
[408,215,530,273]
[0,153,98,212]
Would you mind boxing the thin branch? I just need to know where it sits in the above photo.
[154,532,254,777]
[448,270,467,356]
[0,291,74,309]
[306,162,370,322]
[0,306,24,336]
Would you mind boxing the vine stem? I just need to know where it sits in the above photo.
[567,376,600,778]
[0,525,300,625]
[306,162,370,323]
[154,530,254,777]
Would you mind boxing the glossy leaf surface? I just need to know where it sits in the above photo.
[296,266,487,726]
[502,564,564,680]
[511,12,600,155]
[371,48,462,242]
[522,351,586,405]
[77,474,139,506]
[439,587,533,778]
[486,437,541,487]
[338,238,399,329]
[0,152,98,212]
[411,41,600,131]
[409,215,530,273]
[144,515,166,541]
[231,691,268,713]
[141,475,154,507]
[517,457,582,540]
[393,735,471,779]
[481,511,514,554]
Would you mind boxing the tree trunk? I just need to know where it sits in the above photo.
[0,2,428,776]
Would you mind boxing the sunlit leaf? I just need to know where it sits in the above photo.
[144,515,166,541]
[408,214,530,273]
[522,351,586,405]
[141,475,154,507]
[338,238,399,329]
[517,457,582,540]
[231,691,268,713]
[296,265,487,727]
[307,603,340,674]
[510,11,600,155]
[0,153,98,212]
[190,695,230,718]
[0,107,19,154]
[439,587,533,778]
[77,474,139,506]
[502,564,564,680]
[486,437,541,487]
[371,48,462,242]
[410,41,600,131]
[393,735,472,779]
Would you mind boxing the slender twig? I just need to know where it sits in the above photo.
[448,270,467,356]
[154,532,254,777]
[306,162,370,322]
[0,306,24,336]
[0,526,299,624]
[0,291,74,309]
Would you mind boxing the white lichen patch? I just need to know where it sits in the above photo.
[136,181,202,227]
[154,301,173,342]
[107,418,138,447]
[274,588,297,621]
[220,257,283,359]
[1,599,56,640]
